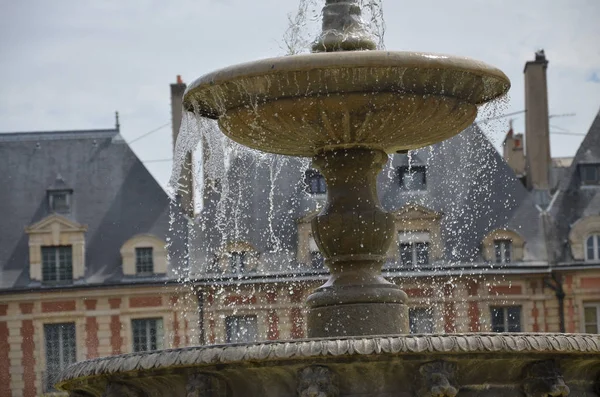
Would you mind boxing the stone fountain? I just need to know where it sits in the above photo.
[58,1,600,396]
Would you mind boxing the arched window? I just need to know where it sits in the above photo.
[586,234,600,261]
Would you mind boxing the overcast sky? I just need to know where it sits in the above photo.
[1,0,599,190]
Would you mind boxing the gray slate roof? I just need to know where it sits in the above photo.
[191,124,547,278]
[550,109,600,263]
[0,128,186,291]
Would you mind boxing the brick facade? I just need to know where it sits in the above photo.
[2,286,198,396]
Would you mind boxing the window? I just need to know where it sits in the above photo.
[309,237,324,269]
[132,318,164,352]
[580,164,600,185]
[42,246,73,284]
[311,251,325,269]
[409,308,434,334]
[583,303,600,333]
[494,239,512,263]
[305,169,327,194]
[135,247,154,274]
[48,191,71,213]
[490,306,521,332]
[226,315,258,343]
[44,323,76,392]
[398,166,427,191]
[586,235,600,261]
[229,251,247,273]
[398,232,430,267]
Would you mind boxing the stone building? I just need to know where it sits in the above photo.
[0,124,194,396]
[188,51,600,344]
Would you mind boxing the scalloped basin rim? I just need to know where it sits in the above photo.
[57,332,600,386]
[183,50,511,115]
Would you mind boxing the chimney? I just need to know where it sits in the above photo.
[524,50,551,190]
[170,75,194,217]
[503,120,525,178]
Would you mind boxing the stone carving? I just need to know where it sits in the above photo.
[418,361,458,397]
[186,373,212,397]
[297,366,339,397]
[522,360,570,397]
[57,334,600,383]
[102,382,145,397]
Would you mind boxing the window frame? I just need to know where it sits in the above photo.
[48,190,72,213]
[398,165,427,191]
[580,164,600,186]
[398,232,430,268]
[131,317,164,352]
[490,306,522,332]
[225,315,258,343]
[493,239,513,263]
[229,251,247,273]
[44,322,76,392]
[41,245,73,284]
[409,307,434,334]
[585,234,600,262]
[135,247,154,274]
[305,169,327,195]
[583,303,600,334]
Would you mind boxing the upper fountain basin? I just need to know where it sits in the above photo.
[184,51,510,156]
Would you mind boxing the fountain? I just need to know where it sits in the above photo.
[58,1,600,396]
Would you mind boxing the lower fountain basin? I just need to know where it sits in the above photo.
[57,333,600,396]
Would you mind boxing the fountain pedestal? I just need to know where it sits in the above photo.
[307,148,408,337]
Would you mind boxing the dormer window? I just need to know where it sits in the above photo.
[580,164,600,186]
[398,166,426,191]
[305,169,327,194]
[47,175,73,214]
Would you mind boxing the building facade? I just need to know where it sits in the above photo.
[0,126,195,396]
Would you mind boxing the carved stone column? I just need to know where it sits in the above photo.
[297,366,339,397]
[307,148,408,337]
[312,0,377,52]
[522,360,570,397]
[418,361,459,397]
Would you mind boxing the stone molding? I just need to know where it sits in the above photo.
[57,333,600,385]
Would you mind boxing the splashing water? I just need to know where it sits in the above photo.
[282,0,386,55]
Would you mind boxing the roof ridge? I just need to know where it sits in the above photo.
[0,128,119,142]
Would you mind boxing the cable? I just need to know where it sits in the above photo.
[478,110,526,123]
[143,158,173,163]
[129,122,171,145]
[550,131,585,136]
